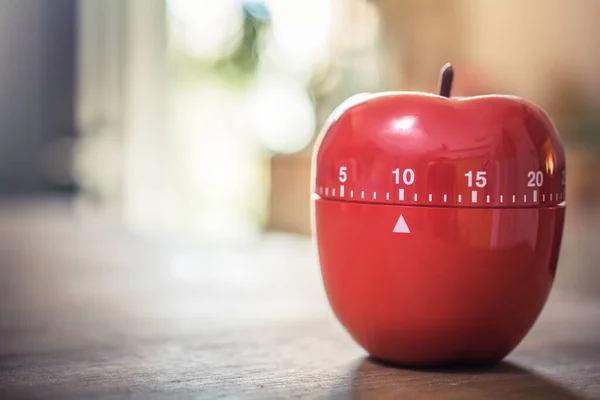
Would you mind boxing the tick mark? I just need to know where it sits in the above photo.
[533,190,538,202]
[399,188,405,201]
[428,194,432,202]
[443,194,447,202]
[458,194,462,203]
[414,193,418,201]
[332,188,336,196]
[486,195,490,203]
[386,192,390,200]
[325,187,328,196]
[340,185,345,197]
[543,193,546,201]
[524,194,527,202]
[550,193,553,201]
[471,191,477,203]
[513,195,516,203]
[373,191,377,200]
[500,195,503,203]
[350,190,354,198]
[361,191,365,199]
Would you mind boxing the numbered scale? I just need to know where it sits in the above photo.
[318,166,565,207]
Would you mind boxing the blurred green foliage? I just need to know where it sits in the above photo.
[169,5,270,89]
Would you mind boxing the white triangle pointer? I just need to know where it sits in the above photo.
[393,214,410,233]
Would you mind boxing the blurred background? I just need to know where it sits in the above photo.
[1,0,600,294]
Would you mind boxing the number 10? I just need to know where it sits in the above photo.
[392,168,415,185]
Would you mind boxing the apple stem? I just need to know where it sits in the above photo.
[439,63,454,98]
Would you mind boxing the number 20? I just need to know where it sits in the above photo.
[527,171,543,187]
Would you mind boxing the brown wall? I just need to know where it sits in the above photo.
[267,151,313,235]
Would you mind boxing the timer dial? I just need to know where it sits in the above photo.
[314,93,565,208]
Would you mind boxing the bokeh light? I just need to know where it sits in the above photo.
[167,0,244,60]
[261,0,337,75]
[245,76,316,154]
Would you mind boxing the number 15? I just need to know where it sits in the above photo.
[465,171,487,188]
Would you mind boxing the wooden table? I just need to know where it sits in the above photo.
[0,202,599,399]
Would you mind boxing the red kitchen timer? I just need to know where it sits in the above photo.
[310,64,566,366]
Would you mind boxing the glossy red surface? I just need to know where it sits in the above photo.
[311,91,567,366]
[313,93,566,207]
[313,200,565,366]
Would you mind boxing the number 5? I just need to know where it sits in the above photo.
[339,166,347,182]
[475,171,487,187]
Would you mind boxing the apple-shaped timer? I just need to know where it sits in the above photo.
[311,64,566,366]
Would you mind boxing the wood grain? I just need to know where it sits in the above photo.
[0,202,598,399]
